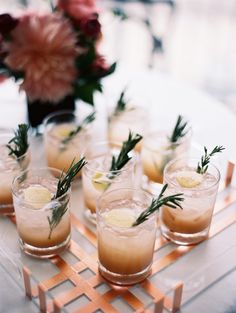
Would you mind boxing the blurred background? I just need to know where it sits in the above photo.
[1,0,236,113]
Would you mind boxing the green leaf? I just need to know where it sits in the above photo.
[74,81,102,105]
[102,62,117,78]
[112,7,128,20]
[76,46,96,70]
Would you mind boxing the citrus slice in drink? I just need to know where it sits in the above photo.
[53,125,75,139]
[105,208,136,228]
[176,171,203,188]
[92,172,110,192]
[23,186,52,209]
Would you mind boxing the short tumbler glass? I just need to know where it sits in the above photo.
[160,158,220,245]
[97,188,157,285]
[12,168,71,257]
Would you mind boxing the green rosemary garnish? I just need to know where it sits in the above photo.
[197,146,225,174]
[169,115,188,143]
[6,124,29,159]
[133,184,184,226]
[61,111,96,146]
[47,157,87,239]
[114,88,128,115]
[92,132,142,191]
[109,131,142,174]
[158,115,189,175]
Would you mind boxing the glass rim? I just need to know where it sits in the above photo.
[164,157,221,191]
[96,187,154,229]
[43,109,76,128]
[12,167,71,205]
[82,140,137,174]
[143,127,192,152]
[43,110,92,145]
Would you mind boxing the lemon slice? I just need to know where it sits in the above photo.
[53,125,75,139]
[92,172,110,192]
[23,186,52,209]
[176,171,203,188]
[105,208,136,228]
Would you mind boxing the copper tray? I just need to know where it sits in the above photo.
[6,161,236,313]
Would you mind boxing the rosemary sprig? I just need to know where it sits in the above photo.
[92,132,142,191]
[6,124,29,159]
[133,184,184,226]
[47,157,87,239]
[114,88,128,115]
[61,112,96,146]
[109,131,142,174]
[197,146,225,174]
[169,115,188,143]
[158,115,189,175]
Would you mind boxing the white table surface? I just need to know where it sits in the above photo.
[0,67,236,313]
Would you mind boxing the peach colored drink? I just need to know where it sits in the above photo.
[12,168,71,257]
[160,158,220,245]
[44,111,92,175]
[97,188,157,285]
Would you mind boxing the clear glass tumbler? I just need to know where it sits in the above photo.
[82,141,136,222]
[97,188,157,285]
[141,130,191,187]
[160,158,220,245]
[0,131,30,215]
[12,168,71,257]
[43,110,92,175]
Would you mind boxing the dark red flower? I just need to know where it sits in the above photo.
[0,34,7,59]
[80,14,101,39]
[0,14,18,37]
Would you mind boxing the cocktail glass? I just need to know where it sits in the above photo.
[160,157,220,245]
[82,141,136,222]
[97,188,157,285]
[43,111,91,175]
[12,168,71,257]
[141,130,191,188]
[0,131,30,215]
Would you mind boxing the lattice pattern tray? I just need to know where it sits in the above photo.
[5,161,236,313]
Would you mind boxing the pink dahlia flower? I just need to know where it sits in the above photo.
[58,0,97,21]
[5,14,78,103]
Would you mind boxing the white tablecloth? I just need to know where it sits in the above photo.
[0,67,236,313]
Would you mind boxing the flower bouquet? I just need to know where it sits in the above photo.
[0,0,116,127]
